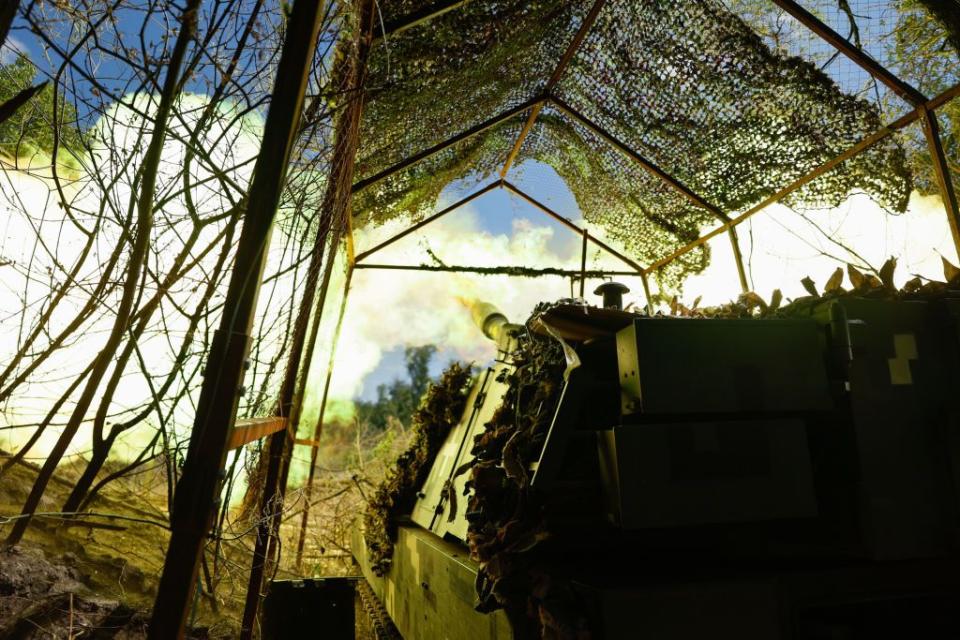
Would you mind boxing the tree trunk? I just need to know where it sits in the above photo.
[5,0,200,546]
[0,1,16,50]
[918,0,960,56]
[61,436,112,512]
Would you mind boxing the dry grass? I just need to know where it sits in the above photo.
[0,413,412,637]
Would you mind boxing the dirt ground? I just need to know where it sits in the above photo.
[0,430,398,638]
[0,544,156,638]
[0,458,238,638]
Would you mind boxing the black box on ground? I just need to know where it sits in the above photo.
[261,577,355,639]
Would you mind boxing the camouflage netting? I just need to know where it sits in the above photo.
[351,0,915,286]
[364,362,472,575]
[464,323,576,637]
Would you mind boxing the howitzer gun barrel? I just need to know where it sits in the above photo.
[470,301,509,342]
[466,299,519,354]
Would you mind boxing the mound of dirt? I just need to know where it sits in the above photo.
[0,540,215,638]
[0,544,156,638]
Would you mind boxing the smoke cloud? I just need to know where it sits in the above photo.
[300,180,960,430]
[681,190,958,306]
[308,204,593,409]
[3,91,956,467]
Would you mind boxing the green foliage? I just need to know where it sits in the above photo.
[356,344,438,431]
[0,54,82,159]
[912,0,960,56]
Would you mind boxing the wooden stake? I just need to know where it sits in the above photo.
[148,2,328,637]
[239,0,376,636]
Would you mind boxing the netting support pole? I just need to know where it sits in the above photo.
[0,3,16,50]
[549,94,758,289]
[644,81,960,275]
[770,0,960,259]
[549,95,721,217]
[148,2,327,637]
[294,262,355,570]
[728,227,749,293]
[502,180,646,273]
[239,2,375,636]
[355,263,640,277]
[355,181,501,262]
[640,272,654,315]
[241,227,332,639]
[551,86,758,297]
[580,229,588,297]
[291,227,346,571]
[352,96,546,193]
[920,105,960,260]
[500,0,608,177]
[771,0,960,262]
[374,0,471,41]
[770,0,926,105]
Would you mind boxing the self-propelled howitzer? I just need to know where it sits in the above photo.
[352,287,960,639]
